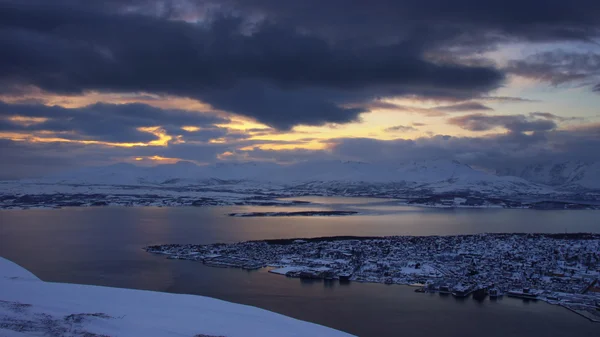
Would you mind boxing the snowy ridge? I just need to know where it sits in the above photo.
[499,161,600,190]
[31,159,554,196]
[4,159,599,209]
[0,256,353,337]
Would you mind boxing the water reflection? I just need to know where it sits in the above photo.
[1,202,599,337]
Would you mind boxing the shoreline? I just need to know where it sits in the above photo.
[1,199,599,211]
[0,182,598,210]
[146,233,600,323]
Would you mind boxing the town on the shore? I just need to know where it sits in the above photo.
[146,233,600,322]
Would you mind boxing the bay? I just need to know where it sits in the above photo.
[1,199,598,336]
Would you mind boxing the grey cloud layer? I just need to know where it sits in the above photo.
[432,102,494,112]
[217,0,600,44]
[216,123,600,172]
[506,50,600,87]
[448,113,557,132]
[0,101,227,142]
[385,125,418,132]
[3,1,598,129]
[0,1,510,129]
[1,0,600,177]
[326,127,600,170]
[2,121,600,178]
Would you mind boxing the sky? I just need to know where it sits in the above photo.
[1,0,600,178]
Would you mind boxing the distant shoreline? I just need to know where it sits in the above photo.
[1,189,598,210]
[228,211,359,217]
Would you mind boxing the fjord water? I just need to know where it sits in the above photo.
[1,199,599,337]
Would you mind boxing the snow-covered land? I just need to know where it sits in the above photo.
[498,161,600,191]
[1,159,599,210]
[33,159,554,194]
[146,234,600,323]
[0,256,354,337]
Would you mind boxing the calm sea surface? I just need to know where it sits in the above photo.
[1,197,599,337]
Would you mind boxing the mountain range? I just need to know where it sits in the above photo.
[30,159,596,196]
[3,159,599,209]
[497,161,600,191]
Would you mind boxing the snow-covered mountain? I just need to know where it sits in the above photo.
[6,159,600,209]
[34,159,553,196]
[498,161,600,190]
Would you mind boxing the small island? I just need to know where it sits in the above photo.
[228,211,359,217]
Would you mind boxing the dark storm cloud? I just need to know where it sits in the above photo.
[0,1,506,129]
[433,102,493,112]
[217,0,600,44]
[593,83,600,92]
[0,101,226,142]
[385,125,418,133]
[448,113,557,132]
[197,82,364,130]
[506,50,600,86]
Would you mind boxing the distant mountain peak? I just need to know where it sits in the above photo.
[499,161,600,190]
[30,158,567,195]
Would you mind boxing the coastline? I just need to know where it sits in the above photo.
[146,233,600,323]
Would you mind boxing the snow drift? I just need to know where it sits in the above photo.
[0,257,353,337]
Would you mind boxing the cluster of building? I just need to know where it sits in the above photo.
[146,233,600,322]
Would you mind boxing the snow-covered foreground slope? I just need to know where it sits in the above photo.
[0,257,354,337]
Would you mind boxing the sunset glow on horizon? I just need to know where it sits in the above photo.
[1,1,600,178]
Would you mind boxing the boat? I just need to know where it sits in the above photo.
[507,288,539,300]
[408,283,425,287]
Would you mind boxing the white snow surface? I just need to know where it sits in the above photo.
[268,266,304,275]
[500,161,600,190]
[0,257,354,337]
[17,159,557,195]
